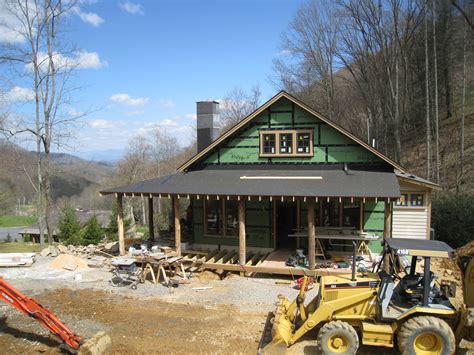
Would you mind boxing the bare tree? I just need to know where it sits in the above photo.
[433,0,440,183]
[274,0,340,119]
[0,0,85,245]
[219,85,261,131]
[424,0,432,180]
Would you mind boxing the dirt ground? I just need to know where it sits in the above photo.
[0,253,473,354]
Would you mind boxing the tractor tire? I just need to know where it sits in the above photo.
[317,321,359,355]
[397,316,455,355]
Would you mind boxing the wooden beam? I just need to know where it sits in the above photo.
[148,196,154,242]
[383,200,392,272]
[272,201,277,250]
[238,199,246,266]
[173,196,181,256]
[197,262,347,277]
[426,190,432,239]
[308,201,316,270]
[117,194,125,256]
[359,200,364,233]
[296,200,301,248]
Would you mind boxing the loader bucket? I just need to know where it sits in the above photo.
[78,331,112,355]
[258,296,296,354]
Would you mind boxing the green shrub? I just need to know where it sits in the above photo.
[81,215,104,245]
[22,234,31,243]
[106,203,131,241]
[5,233,11,243]
[432,192,474,249]
[57,208,82,245]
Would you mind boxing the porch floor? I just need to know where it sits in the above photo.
[181,248,374,277]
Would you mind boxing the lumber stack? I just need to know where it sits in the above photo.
[0,253,36,267]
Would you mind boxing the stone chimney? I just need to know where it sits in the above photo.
[196,101,220,152]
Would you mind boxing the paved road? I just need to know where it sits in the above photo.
[0,227,24,242]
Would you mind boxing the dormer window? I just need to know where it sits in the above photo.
[260,129,313,157]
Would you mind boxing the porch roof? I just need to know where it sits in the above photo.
[100,166,400,199]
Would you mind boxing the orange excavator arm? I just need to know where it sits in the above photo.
[0,276,82,350]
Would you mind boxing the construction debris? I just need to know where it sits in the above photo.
[50,254,89,272]
[0,253,36,267]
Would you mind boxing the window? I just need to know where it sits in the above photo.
[260,130,313,157]
[204,200,223,236]
[204,200,239,237]
[322,201,340,227]
[279,133,293,154]
[225,201,239,236]
[342,201,360,229]
[396,194,408,206]
[410,194,424,206]
[262,134,276,154]
[297,132,311,154]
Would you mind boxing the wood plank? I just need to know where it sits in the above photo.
[198,262,347,276]
[117,194,125,256]
[173,197,181,256]
[148,196,154,242]
[204,249,220,261]
[308,201,316,270]
[238,200,246,265]
[207,249,228,263]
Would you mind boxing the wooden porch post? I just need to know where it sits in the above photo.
[117,194,125,256]
[238,199,246,266]
[148,196,154,242]
[383,199,392,272]
[308,201,316,270]
[173,196,181,256]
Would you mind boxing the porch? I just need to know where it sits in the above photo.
[100,166,399,274]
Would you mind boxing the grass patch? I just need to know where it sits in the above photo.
[0,242,42,253]
[0,215,36,227]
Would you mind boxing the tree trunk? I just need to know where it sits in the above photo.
[424,0,431,180]
[459,17,467,186]
[433,0,440,184]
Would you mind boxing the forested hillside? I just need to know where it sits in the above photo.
[272,0,473,192]
[0,140,114,214]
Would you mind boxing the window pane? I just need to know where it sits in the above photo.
[322,201,340,227]
[205,200,223,235]
[410,194,424,206]
[342,201,360,229]
[279,133,293,154]
[262,134,276,154]
[297,132,311,153]
[225,201,239,236]
[396,194,408,206]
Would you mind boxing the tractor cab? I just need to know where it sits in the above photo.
[376,237,456,319]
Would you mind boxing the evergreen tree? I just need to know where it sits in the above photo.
[107,203,131,241]
[57,208,81,245]
[82,215,103,245]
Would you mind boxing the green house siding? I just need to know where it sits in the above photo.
[203,97,383,166]
[192,199,272,248]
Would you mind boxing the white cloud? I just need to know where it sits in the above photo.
[72,6,104,27]
[25,51,106,72]
[110,93,149,106]
[1,86,35,103]
[185,113,197,120]
[119,1,144,15]
[88,119,115,129]
[125,110,145,116]
[158,99,176,109]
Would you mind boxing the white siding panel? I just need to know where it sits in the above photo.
[392,208,428,239]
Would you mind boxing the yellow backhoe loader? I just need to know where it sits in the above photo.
[259,238,474,354]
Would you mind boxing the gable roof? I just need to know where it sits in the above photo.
[178,91,406,173]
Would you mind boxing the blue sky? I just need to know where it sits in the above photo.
[1,0,304,160]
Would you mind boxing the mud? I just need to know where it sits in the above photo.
[0,288,264,354]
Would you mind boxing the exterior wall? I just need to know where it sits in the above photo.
[192,199,272,248]
[392,181,431,239]
[202,97,383,166]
